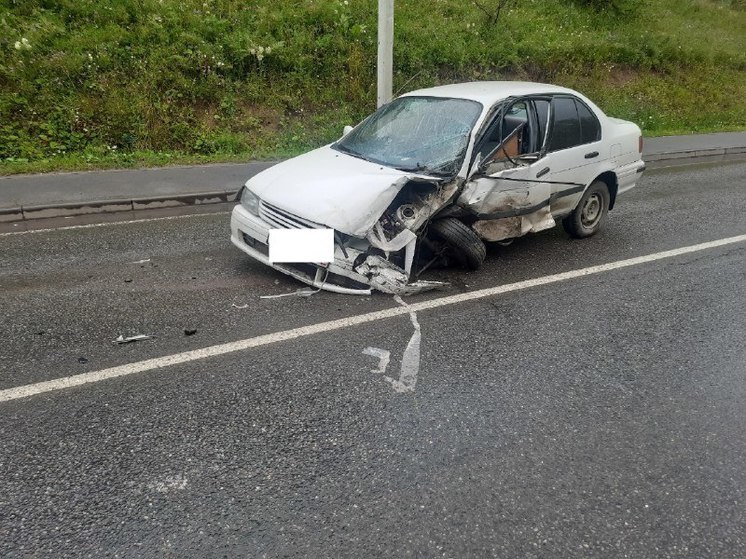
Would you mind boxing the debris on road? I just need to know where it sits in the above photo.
[112,334,153,344]
[184,329,197,336]
[231,303,249,309]
[130,258,151,264]
[77,356,89,364]
[260,287,319,299]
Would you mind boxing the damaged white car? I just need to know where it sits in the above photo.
[230,81,645,295]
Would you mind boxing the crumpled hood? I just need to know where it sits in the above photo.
[246,145,410,237]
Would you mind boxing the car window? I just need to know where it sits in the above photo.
[501,101,529,153]
[476,99,538,165]
[548,97,581,152]
[577,100,601,143]
[506,101,528,122]
[534,99,550,149]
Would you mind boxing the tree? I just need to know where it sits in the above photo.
[472,0,514,25]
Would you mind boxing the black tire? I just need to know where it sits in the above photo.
[562,180,610,239]
[429,218,486,270]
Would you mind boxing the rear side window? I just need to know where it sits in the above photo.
[577,101,601,143]
[548,97,581,151]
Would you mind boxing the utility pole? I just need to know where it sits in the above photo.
[377,0,394,108]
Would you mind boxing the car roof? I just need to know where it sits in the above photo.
[401,81,578,105]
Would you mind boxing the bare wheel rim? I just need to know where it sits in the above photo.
[580,193,602,228]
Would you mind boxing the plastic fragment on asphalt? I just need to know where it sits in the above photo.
[78,356,89,364]
[231,303,249,309]
[112,334,153,344]
[259,287,320,299]
[184,329,197,336]
[130,258,151,264]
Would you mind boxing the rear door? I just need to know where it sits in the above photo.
[544,95,604,216]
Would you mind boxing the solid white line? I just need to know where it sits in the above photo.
[0,211,230,237]
[1,234,745,403]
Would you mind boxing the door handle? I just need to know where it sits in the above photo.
[536,167,550,178]
[585,151,599,159]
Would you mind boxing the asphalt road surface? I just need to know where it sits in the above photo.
[1,162,745,558]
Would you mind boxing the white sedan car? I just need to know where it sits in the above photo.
[231,81,645,294]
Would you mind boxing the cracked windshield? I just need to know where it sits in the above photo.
[335,96,482,176]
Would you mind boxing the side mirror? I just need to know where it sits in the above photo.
[342,125,354,138]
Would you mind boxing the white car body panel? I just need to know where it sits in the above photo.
[246,145,412,237]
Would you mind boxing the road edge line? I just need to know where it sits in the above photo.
[2,233,745,403]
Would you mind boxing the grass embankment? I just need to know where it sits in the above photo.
[1,0,744,175]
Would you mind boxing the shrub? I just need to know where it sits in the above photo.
[0,0,743,170]
[571,0,642,16]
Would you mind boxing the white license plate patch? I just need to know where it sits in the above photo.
[268,228,335,263]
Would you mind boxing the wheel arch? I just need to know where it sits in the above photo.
[594,171,619,210]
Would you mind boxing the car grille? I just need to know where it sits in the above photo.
[259,201,323,229]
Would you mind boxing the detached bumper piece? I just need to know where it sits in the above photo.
[354,254,446,295]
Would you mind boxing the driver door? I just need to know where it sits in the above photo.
[458,98,556,241]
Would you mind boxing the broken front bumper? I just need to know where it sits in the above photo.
[230,204,373,295]
[231,204,445,295]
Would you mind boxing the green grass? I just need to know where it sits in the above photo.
[1,0,744,175]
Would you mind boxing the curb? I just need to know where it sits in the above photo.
[644,146,746,169]
[0,207,23,223]
[6,190,239,223]
[2,149,745,223]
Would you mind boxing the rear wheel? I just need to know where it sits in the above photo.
[562,180,610,238]
[428,218,486,270]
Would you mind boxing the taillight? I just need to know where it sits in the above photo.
[638,135,643,153]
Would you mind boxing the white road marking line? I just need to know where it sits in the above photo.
[1,234,745,403]
[362,297,422,393]
[384,295,421,393]
[362,347,391,374]
[0,211,230,237]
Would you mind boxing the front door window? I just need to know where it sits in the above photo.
[475,99,545,173]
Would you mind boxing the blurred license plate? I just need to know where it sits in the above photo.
[268,229,334,264]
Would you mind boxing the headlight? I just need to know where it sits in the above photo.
[241,188,260,216]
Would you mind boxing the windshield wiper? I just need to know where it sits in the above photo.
[333,142,372,163]
[397,162,453,177]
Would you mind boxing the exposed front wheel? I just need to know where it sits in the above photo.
[428,217,487,270]
[562,180,610,238]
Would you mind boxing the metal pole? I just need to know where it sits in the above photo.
[377,0,394,107]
